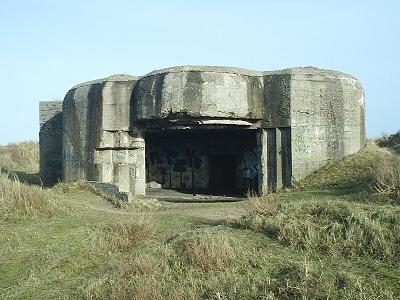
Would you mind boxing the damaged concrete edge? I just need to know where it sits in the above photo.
[71,74,138,90]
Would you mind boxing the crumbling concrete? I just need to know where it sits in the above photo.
[39,66,366,200]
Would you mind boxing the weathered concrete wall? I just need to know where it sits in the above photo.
[53,65,366,197]
[288,68,366,180]
[262,73,291,128]
[62,75,145,199]
[39,101,63,185]
[133,66,264,121]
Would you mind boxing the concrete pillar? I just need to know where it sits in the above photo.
[276,128,283,189]
[128,137,146,198]
[267,128,277,192]
[280,127,292,188]
[258,127,292,193]
[257,129,269,194]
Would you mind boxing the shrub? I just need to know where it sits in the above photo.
[376,130,400,153]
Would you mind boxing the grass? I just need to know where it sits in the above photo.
[106,216,157,253]
[372,152,400,201]
[175,231,239,271]
[241,193,400,261]
[0,140,399,299]
[0,172,56,222]
[0,141,39,174]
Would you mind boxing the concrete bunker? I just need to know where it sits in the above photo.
[39,66,366,200]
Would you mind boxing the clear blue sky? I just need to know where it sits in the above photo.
[0,0,399,145]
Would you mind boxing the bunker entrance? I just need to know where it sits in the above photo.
[145,129,258,197]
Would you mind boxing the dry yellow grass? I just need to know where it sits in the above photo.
[0,141,39,173]
[242,193,400,261]
[106,216,157,252]
[247,192,281,217]
[177,232,238,271]
[372,151,400,201]
[0,173,55,222]
[1,141,399,299]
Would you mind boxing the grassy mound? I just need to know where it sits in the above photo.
[299,141,381,191]
[299,141,400,203]
[241,194,400,261]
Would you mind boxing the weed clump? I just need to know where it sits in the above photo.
[248,192,281,217]
[106,216,157,252]
[176,232,239,271]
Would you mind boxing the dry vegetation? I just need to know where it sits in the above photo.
[0,141,39,173]
[79,228,396,300]
[106,217,157,253]
[0,172,56,222]
[176,232,239,271]
[242,193,400,261]
[372,152,400,201]
[376,130,400,153]
[0,139,399,299]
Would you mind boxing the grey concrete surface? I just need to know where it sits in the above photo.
[39,66,366,200]
[39,101,63,185]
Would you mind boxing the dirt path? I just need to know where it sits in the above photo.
[79,191,248,221]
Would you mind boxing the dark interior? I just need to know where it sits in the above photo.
[208,154,236,192]
[145,128,257,196]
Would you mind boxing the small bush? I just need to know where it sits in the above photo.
[0,173,55,222]
[372,153,400,201]
[106,216,157,252]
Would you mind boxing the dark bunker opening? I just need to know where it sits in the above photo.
[145,129,259,196]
